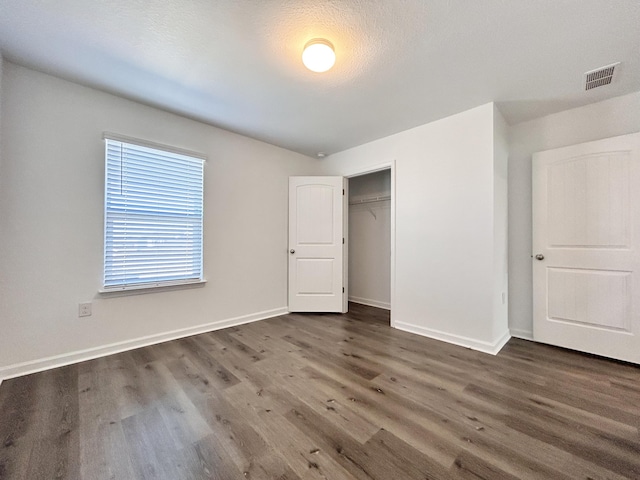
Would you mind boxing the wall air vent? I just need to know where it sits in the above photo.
[584,63,619,91]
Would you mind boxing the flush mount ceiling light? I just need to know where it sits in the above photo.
[302,39,335,73]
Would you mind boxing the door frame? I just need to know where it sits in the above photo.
[344,160,396,325]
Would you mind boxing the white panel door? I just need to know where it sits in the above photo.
[289,176,346,312]
[533,133,640,364]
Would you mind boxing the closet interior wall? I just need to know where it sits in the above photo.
[348,169,391,311]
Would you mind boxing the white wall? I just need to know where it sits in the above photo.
[348,170,391,309]
[321,103,510,353]
[0,62,320,376]
[508,91,640,338]
[0,54,3,187]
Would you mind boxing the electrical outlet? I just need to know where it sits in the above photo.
[79,302,92,317]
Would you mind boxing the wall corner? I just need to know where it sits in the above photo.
[492,105,510,342]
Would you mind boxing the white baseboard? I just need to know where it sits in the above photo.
[349,296,391,310]
[394,321,511,355]
[0,307,288,382]
[510,328,534,341]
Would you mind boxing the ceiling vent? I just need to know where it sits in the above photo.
[584,63,619,91]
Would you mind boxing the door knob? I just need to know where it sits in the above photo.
[535,254,544,261]
[290,249,295,254]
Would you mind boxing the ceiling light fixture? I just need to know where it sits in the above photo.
[302,39,335,73]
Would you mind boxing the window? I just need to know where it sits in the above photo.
[103,136,204,291]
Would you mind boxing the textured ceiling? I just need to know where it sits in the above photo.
[1,0,639,157]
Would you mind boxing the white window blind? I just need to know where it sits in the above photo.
[104,138,204,290]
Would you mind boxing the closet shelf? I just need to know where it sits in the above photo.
[348,194,391,206]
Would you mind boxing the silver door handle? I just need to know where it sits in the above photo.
[535,254,544,261]
[290,249,295,254]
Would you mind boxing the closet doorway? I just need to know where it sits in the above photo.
[347,165,394,324]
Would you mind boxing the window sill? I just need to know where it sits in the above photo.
[99,279,207,297]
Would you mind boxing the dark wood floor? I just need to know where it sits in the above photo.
[1,303,640,479]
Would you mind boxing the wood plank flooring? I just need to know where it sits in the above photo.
[1,303,640,479]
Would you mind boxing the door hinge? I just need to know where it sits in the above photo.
[342,238,345,244]
[342,189,345,195]
[342,287,345,293]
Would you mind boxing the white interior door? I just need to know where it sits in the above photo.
[289,176,346,312]
[533,132,640,364]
